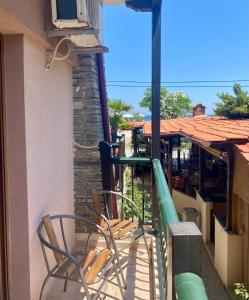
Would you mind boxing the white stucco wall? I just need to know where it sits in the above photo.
[233,149,249,283]
[214,217,243,287]
[196,191,213,242]
[172,189,198,212]
[23,37,74,300]
[172,189,213,242]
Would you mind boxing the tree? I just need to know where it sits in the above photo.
[214,84,249,118]
[133,112,144,122]
[108,99,132,141]
[139,87,192,119]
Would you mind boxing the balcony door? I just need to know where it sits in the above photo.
[0,35,8,300]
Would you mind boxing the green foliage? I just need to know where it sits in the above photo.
[139,87,192,119]
[119,121,132,130]
[122,169,152,221]
[108,99,133,128]
[234,283,249,299]
[108,99,132,141]
[133,112,144,122]
[214,84,249,118]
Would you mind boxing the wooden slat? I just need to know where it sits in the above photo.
[112,220,132,233]
[82,250,97,271]
[43,215,64,267]
[85,249,111,285]
[116,221,138,239]
[100,219,120,230]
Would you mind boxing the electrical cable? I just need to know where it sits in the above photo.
[106,85,249,88]
[106,79,249,84]
[46,36,72,70]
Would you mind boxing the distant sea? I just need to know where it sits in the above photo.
[144,115,151,121]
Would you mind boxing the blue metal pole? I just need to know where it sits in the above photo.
[151,0,161,160]
[151,0,162,224]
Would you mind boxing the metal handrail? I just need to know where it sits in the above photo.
[152,159,208,300]
[175,273,208,300]
[152,159,179,226]
[111,156,152,165]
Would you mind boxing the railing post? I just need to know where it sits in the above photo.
[151,0,162,226]
[167,222,202,300]
[167,137,173,194]
[99,141,113,216]
[151,0,161,160]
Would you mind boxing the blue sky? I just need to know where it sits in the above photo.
[103,0,249,115]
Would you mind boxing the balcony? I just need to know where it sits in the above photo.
[43,140,232,300]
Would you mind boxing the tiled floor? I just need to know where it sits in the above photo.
[44,233,233,300]
[45,237,152,300]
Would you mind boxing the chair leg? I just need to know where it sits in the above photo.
[111,239,127,289]
[79,270,92,300]
[63,272,68,292]
[114,261,125,300]
[39,275,50,300]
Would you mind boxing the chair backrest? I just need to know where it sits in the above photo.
[43,215,64,267]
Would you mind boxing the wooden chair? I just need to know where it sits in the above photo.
[88,189,151,286]
[37,214,124,300]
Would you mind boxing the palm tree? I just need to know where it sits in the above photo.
[108,99,132,142]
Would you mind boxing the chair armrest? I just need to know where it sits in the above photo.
[94,190,142,223]
[85,202,117,241]
[38,214,111,268]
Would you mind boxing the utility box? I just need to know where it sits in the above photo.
[181,207,199,224]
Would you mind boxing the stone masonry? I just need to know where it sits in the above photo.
[73,54,105,232]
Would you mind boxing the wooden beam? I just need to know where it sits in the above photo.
[199,147,205,196]
[226,145,234,231]
[167,138,173,194]
[199,144,223,159]
[177,136,181,173]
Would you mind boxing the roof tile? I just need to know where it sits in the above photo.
[138,117,249,144]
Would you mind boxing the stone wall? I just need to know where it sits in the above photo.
[73,54,104,232]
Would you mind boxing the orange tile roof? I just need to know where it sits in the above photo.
[130,121,145,128]
[131,116,249,163]
[139,116,249,143]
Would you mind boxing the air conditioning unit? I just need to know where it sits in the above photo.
[46,0,106,69]
[51,0,91,29]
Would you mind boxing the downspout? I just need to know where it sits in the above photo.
[96,53,111,143]
[96,53,118,218]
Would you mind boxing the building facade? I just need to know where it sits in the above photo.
[0,0,123,298]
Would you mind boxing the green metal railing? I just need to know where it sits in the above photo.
[153,158,179,225]
[100,142,208,299]
[175,273,208,300]
[111,156,151,165]
[152,158,208,300]
[153,158,179,298]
